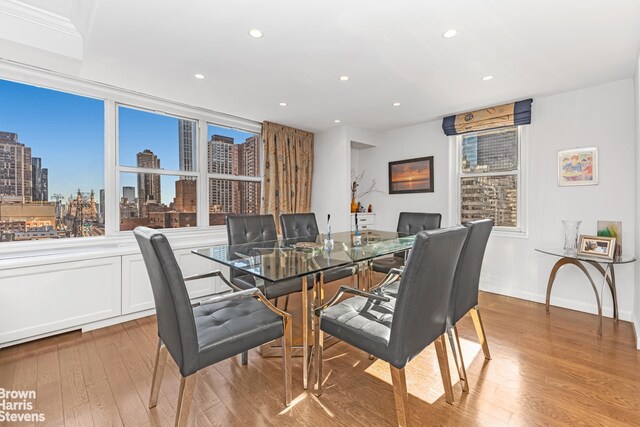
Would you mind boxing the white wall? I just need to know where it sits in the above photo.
[311,126,351,232]
[357,120,451,231]
[349,79,637,325]
[634,55,640,348]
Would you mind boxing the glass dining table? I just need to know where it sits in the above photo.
[193,230,415,388]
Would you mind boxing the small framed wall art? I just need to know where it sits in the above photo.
[557,147,598,186]
[388,156,434,194]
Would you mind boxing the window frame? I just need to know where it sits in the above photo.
[205,122,262,224]
[452,125,528,236]
[0,60,262,253]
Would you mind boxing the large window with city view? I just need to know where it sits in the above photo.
[458,126,522,229]
[0,79,104,242]
[207,124,261,225]
[118,106,199,231]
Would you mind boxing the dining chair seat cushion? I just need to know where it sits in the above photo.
[320,295,397,360]
[323,265,357,283]
[371,256,405,274]
[380,280,400,298]
[232,273,310,300]
[194,296,283,369]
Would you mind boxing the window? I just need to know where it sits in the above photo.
[0,79,104,242]
[206,124,261,225]
[456,126,525,231]
[117,106,198,231]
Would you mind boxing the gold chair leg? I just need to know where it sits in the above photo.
[175,375,196,427]
[434,334,454,404]
[390,365,409,427]
[149,339,168,408]
[470,307,491,360]
[281,314,293,406]
[447,325,469,393]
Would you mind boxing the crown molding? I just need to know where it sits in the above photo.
[0,0,82,59]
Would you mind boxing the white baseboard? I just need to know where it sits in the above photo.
[479,278,632,322]
[633,313,640,350]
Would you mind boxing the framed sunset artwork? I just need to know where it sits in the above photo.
[388,156,434,194]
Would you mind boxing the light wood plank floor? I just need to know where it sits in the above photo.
[1,287,639,426]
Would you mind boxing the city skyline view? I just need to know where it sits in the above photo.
[0,77,261,241]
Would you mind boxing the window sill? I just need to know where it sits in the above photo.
[0,226,229,269]
[490,229,529,239]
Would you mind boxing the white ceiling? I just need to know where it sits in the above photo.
[3,0,640,132]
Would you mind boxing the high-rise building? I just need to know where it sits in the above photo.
[0,131,33,203]
[207,135,234,213]
[174,179,197,213]
[178,120,196,176]
[136,149,161,216]
[122,186,136,203]
[99,188,105,221]
[235,136,260,214]
[31,157,49,202]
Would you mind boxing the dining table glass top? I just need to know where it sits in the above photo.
[193,230,416,283]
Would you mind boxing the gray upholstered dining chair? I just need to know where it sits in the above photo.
[133,227,292,427]
[280,213,357,287]
[314,226,468,427]
[376,219,494,396]
[371,212,442,274]
[444,218,493,393]
[226,214,311,303]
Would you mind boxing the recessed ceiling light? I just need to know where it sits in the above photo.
[339,75,349,82]
[334,119,341,123]
[248,29,263,39]
[194,73,205,80]
[392,102,401,107]
[482,75,494,81]
[442,29,458,39]
[279,102,288,107]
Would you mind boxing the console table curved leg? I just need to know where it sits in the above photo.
[545,257,603,336]
[584,261,618,321]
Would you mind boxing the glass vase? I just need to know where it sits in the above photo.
[562,220,581,253]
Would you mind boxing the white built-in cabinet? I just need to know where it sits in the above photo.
[0,241,230,348]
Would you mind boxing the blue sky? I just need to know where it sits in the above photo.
[0,78,256,205]
[0,79,104,200]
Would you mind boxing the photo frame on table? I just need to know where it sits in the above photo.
[388,156,434,194]
[597,220,622,258]
[577,235,616,260]
[557,147,598,186]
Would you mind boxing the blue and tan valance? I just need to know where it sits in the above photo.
[442,98,532,136]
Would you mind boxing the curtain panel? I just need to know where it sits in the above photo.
[442,98,532,136]
[261,121,314,225]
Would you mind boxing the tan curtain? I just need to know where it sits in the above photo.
[442,99,532,135]
[261,121,314,225]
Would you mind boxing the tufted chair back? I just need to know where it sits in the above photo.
[391,212,442,259]
[387,226,467,368]
[226,214,278,244]
[448,219,493,326]
[226,214,278,283]
[280,213,319,240]
[133,227,198,377]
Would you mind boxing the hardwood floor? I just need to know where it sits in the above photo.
[1,288,639,426]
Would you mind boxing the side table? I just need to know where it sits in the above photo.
[535,248,636,336]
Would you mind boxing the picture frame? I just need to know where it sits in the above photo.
[557,147,598,186]
[388,156,434,194]
[597,220,622,258]
[577,235,616,260]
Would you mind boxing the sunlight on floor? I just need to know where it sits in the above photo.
[362,336,482,404]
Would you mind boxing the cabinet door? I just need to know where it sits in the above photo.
[0,257,121,345]
[122,249,229,315]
